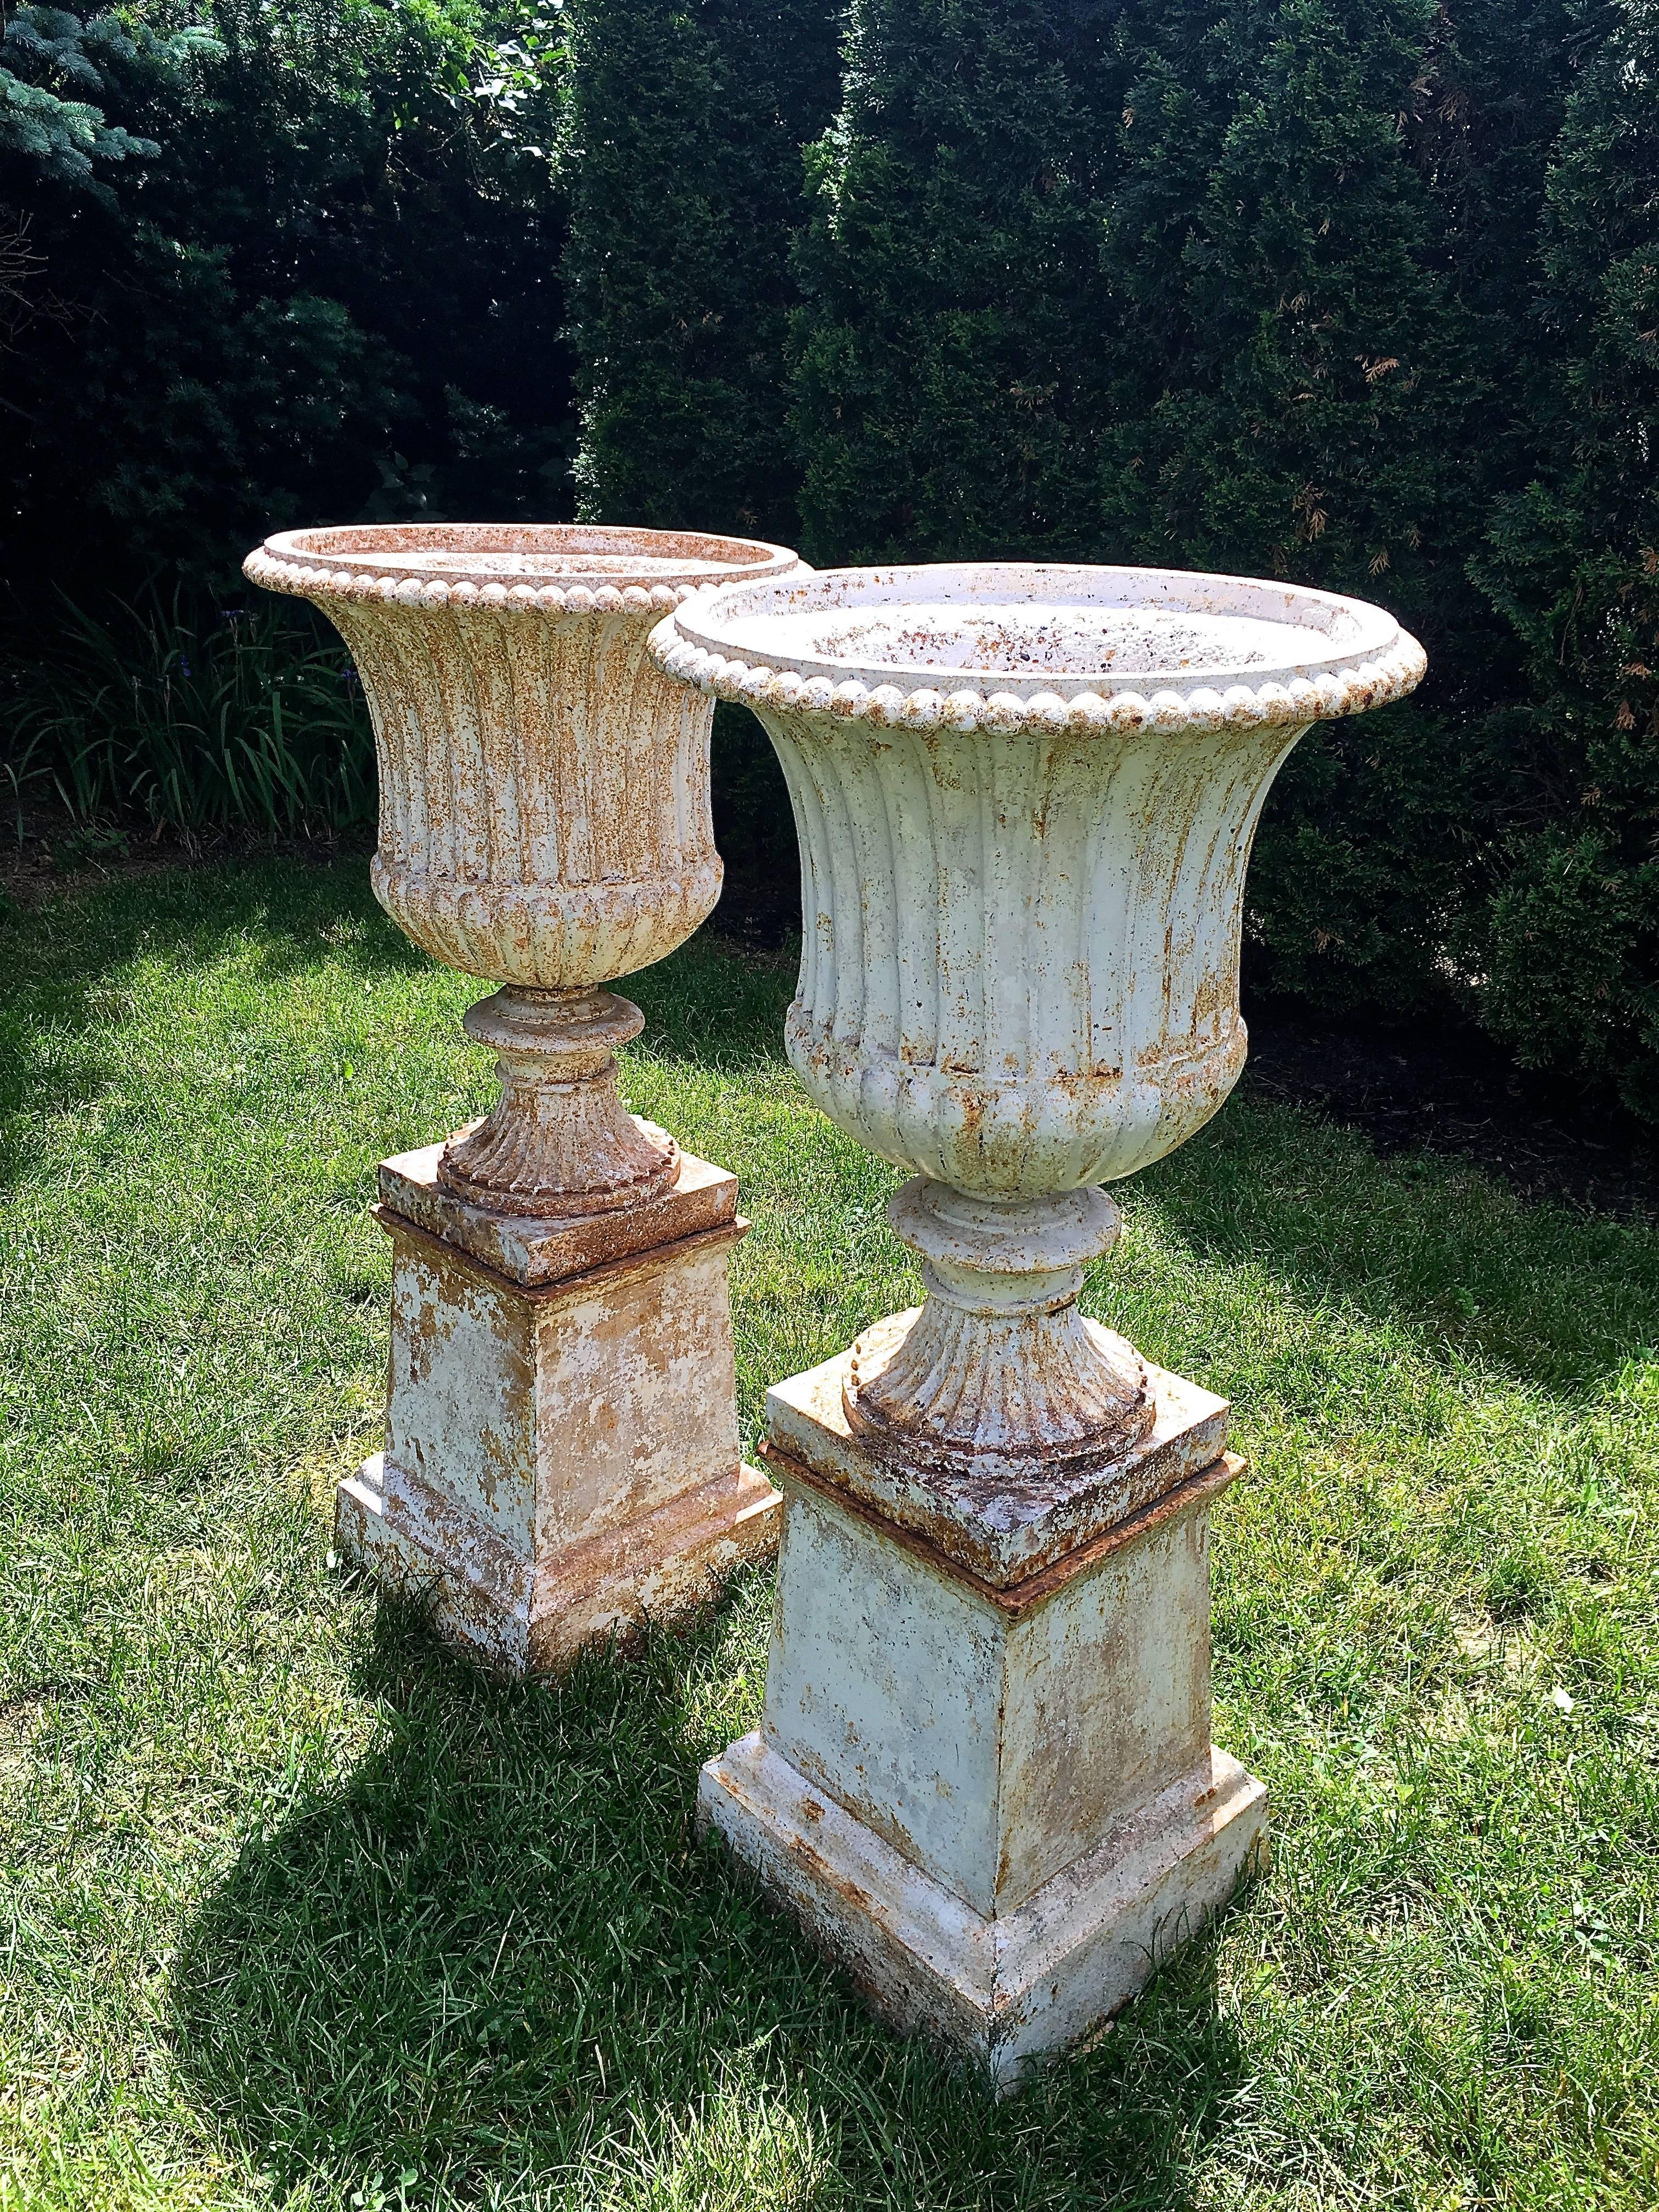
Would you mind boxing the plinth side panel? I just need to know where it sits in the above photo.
[533,1240,746,1551]
[762,1487,1008,1917]
[386,1236,537,1554]
[998,1504,1214,1909]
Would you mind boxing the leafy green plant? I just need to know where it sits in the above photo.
[3,592,376,831]
[1,1,575,606]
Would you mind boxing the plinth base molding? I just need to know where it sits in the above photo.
[699,1733,1266,2094]
[338,1452,778,1673]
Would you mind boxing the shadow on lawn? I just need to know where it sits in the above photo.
[167,1594,1250,2208]
[1127,1092,1659,1401]
[0,855,795,1193]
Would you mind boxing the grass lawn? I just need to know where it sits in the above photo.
[2,855,1657,2212]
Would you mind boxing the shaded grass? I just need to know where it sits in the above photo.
[1,856,1656,2209]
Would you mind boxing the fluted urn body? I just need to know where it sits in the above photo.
[247,523,799,1214]
[653,564,1425,1480]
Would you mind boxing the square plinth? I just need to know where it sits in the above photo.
[697,1345,1265,2087]
[377,1138,742,1287]
[336,1136,781,1672]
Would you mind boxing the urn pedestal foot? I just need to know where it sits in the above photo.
[697,1343,1266,2089]
[844,1182,1155,1482]
[437,985,680,1218]
[336,1137,781,1673]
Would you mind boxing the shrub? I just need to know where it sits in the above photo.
[2,593,374,832]
[0,2,574,610]
[1470,0,1659,1116]
[784,0,1572,1023]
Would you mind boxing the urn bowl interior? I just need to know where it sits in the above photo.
[258,522,799,592]
[674,562,1407,699]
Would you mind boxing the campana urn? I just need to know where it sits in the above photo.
[652,561,1425,2084]
[246,523,803,1669]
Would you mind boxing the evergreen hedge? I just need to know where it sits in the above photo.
[570,0,1658,1117]
[562,0,840,543]
[5,3,1652,1112]
[560,0,841,925]
[1470,0,1659,1118]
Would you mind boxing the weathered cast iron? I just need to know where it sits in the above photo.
[244,522,802,1671]
[245,523,799,1214]
[652,562,1425,2081]
[653,564,1425,1482]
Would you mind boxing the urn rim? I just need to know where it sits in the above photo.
[245,522,800,612]
[652,560,1425,733]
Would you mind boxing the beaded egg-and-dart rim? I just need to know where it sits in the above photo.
[242,522,802,617]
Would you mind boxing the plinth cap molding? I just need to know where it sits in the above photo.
[650,561,1426,736]
[244,522,802,614]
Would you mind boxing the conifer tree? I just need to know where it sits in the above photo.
[790,0,1490,1011]
[1108,0,1498,1011]
[791,0,1129,563]
[1472,0,1659,1113]
[563,0,839,540]
[0,4,214,191]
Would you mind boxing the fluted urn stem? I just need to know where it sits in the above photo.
[437,985,678,1218]
[843,1181,1154,1489]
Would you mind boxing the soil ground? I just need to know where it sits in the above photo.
[1241,996,1658,1221]
[0,798,359,911]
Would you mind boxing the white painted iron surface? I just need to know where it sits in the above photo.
[656,563,1421,2081]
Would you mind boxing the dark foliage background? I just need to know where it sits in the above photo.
[0,0,573,603]
[3,0,1656,1112]
[561,0,840,544]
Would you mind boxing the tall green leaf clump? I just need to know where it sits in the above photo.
[4,592,375,831]
[562,0,840,541]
